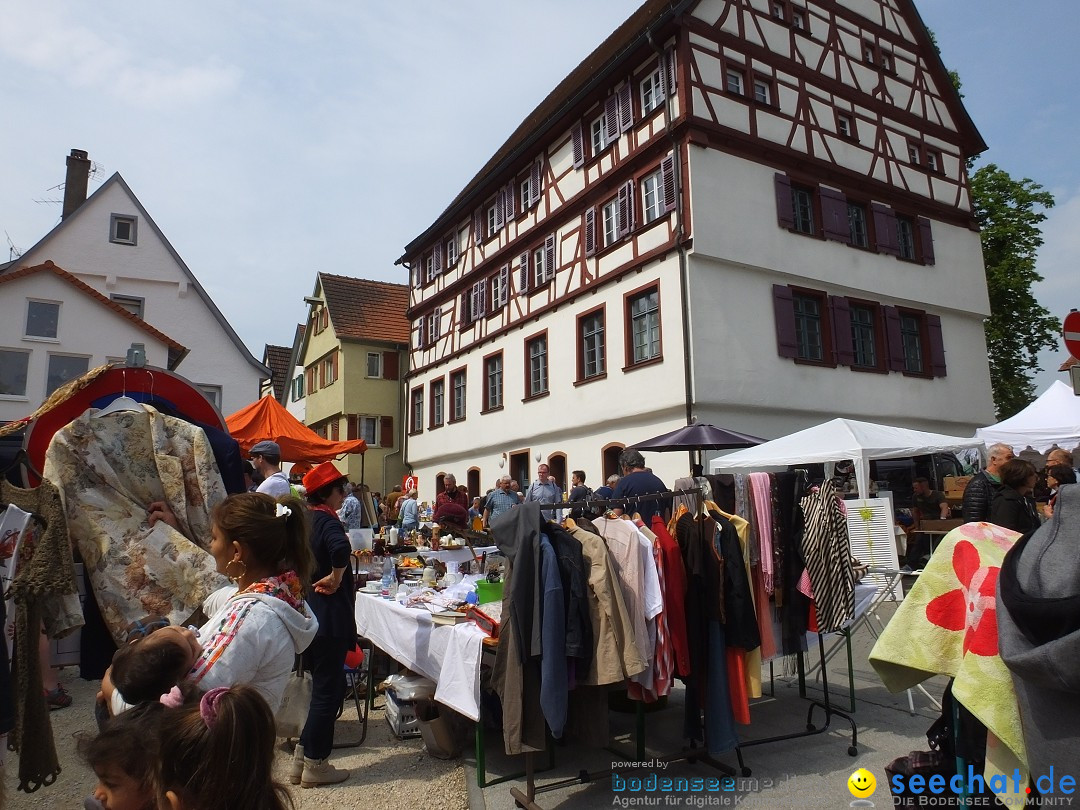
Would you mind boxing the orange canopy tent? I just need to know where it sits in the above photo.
[225,395,366,463]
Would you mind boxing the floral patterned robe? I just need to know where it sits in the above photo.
[43,405,230,645]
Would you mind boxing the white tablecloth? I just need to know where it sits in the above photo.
[355,589,487,720]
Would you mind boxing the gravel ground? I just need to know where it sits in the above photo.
[3,672,469,810]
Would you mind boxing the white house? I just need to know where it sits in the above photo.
[1,149,269,419]
[398,0,995,497]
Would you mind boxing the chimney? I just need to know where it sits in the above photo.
[62,149,91,220]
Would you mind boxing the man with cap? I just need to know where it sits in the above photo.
[251,440,291,498]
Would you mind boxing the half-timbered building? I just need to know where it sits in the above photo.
[399,0,995,496]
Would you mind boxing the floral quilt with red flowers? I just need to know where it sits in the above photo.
[869,522,1027,800]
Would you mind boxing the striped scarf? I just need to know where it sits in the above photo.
[798,481,854,633]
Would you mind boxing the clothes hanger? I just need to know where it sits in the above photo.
[0,448,43,482]
[94,368,142,417]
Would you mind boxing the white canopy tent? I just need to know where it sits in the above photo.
[976,380,1080,453]
[709,417,983,498]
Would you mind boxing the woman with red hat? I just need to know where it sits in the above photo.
[289,461,355,788]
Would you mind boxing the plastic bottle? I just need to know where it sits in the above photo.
[381,555,394,595]
[396,582,410,605]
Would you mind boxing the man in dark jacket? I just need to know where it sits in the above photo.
[962,442,1015,522]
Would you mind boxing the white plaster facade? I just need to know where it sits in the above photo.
[3,173,268,417]
[400,0,995,498]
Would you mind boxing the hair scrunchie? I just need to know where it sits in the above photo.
[200,686,229,728]
[159,685,184,708]
[275,503,292,519]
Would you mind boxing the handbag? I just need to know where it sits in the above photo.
[275,655,312,739]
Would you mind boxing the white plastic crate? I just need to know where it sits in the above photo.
[384,689,421,738]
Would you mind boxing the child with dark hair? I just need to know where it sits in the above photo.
[156,685,294,810]
[80,703,164,810]
[109,625,202,708]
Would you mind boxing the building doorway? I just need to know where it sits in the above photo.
[547,453,567,496]
[602,444,624,482]
[467,468,481,501]
[509,450,530,490]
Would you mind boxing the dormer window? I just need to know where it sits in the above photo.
[110,214,137,246]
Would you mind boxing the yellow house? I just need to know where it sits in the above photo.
[298,272,410,494]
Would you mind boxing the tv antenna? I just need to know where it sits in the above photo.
[5,232,22,261]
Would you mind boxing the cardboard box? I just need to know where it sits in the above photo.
[943,475,972,497]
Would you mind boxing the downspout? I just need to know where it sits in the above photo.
[647,27,694,436]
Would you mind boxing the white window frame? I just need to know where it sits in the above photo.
[0,348,31,398]
[590,113,607,155]
[641,170,663,224]
[491,268,508,309]
[837,114,852,138]
[532,246,548,287]
[602,199,620,247]
[426,311,441,345]
[25,299,60,340]
[45,353,90,397]
[753,77,771,105]
[470,280,486,320]
[359,416,378,445]
[520,177,532,212]
[425,252,436,282]
[411,388,424,433]
[110,214,138,246]
[725,68,744,96]
[366,352,383,378]
[629,288,661,364]
[580,312,606,379]
[110,294,145,318]
[323,355,336,385]
[527,336,548,397]
[485,354,503,410]
[292,374,305,401]
[486,202,498,239]
[451,370,466,422]
[431,379,445,427]
[640,66,664,115]
[197,383,223,408]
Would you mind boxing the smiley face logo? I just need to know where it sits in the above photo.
[847,768,876,798]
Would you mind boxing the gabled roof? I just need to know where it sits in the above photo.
[317,273,410,345]
[262,344,293,402]
[282,323,306,406]
[2,172,270,378]
[1061,356,1077,373]
[0,260,188,368]
[400,0,986,259]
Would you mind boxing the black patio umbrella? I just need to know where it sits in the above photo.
[630,422,764,452]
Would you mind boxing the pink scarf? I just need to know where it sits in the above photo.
[748,472,774,593]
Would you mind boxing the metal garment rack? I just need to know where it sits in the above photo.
[504,488,750,810]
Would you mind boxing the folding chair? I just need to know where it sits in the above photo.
[333,636,374,748]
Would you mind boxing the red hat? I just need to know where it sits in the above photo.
[303,461,347,494]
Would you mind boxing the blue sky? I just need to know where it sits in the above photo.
[1,1,1075,397]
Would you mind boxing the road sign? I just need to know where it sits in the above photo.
[403,474,417,493]
[1065,310,1080,358]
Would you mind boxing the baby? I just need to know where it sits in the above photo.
[99,625,202,719]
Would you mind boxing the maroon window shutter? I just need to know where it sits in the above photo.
[772,285,798,358]
[618,82,633,133]
[505,181,516,221]
[585,207,597,257]
[829,295,854,366]
[872,203,899,255]
[332,350,339,380]
[531,158,542,209]
[432,242,443,275]
[383,351,399,380]
[347,415,358,440]
[331,420,339,441]
[380,415,394,448]
[605,95,620,141]
[661,154,677,212]
[774,174,795,228]
[519,251,529,292]
[883,305,905,371]
[918,216,935,265]
[926,314,946,377]
[544,233,556,277]
[571,123,585,168]
[665,48,676,95]
[460,292,470,324]
[819,187,850,242]
[473,208,483,244]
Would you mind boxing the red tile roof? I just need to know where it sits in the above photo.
[0,261,188,359]
[263,344,292,401]
[1060,356,1078,372]
[318,273,410,345]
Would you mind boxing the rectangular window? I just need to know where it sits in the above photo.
[110,294,144,318]
[602,199,619,247]
[0,349,31,397]
[641,170,663,224]
[792,186,815,235]
[753,77,771,105]
[46,354,89,396]
[725,68,745,95]
[445,235,458,268]
[450,369,467,422]
[900,313,924,374]
[484,352,503,411]
[791,9,805,29]
[526,334,548,398]
[431,379,445,427]
[322,353,337,386]
[198,384,222,408]
[591,113,607,155]
[110,214,137,245]
[470,279,486,320]
[532,244,554,287]
[491,266,509,309]
[426,311,441,345]
[640,66,665,114]
[520,178,532,212]
[360,416,378,445]
[292,374,304,401]
[850,304,878,368]
[848,202,868,248]
[771,2,785,19]
[366,352,382,378]
[579,310,606,381]
[410,388,423,433]
[628,287,661,365]
[908,142,921,165]
[25,300,60,339]
[792,293,824,362]
[836,113,852,138]
[897,216,916,260]
[486,203,498,239]
[425,252,436,283]
[863,41,876,63]
[926,151,940,172]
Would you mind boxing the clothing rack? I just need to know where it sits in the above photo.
[504,488,749,810]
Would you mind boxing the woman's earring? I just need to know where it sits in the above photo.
[225,558,247,584]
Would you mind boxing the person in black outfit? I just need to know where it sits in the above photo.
[294,462,356,788]
[989,458,1040,534]
[962,443,1014,522]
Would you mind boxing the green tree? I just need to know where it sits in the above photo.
[970,164,1057,419]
